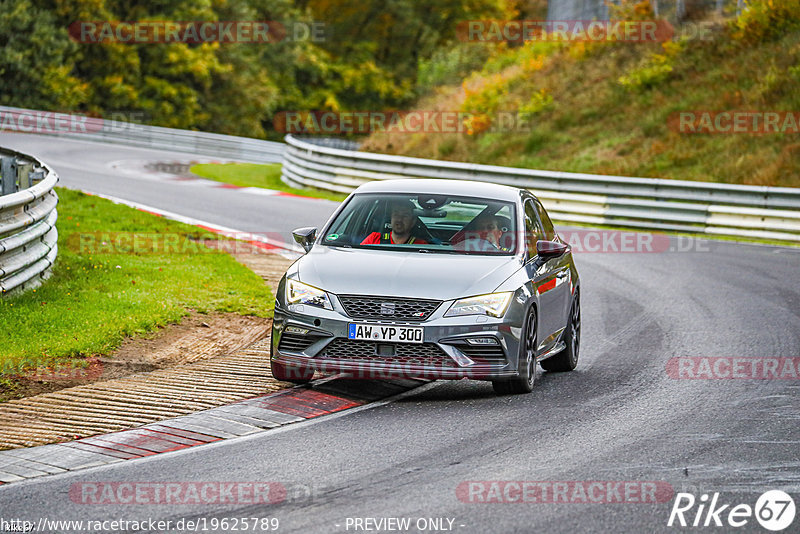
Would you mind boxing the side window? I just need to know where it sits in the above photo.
[360,199,384,233]
[524,202,544,256]
[535,200,556,241]
[328,198,379,243]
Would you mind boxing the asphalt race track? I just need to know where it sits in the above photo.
[0,132,338,241]
[1,132,799,533]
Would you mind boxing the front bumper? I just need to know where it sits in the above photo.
[271,296,525,382]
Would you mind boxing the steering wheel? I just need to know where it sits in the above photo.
[412,220,440,244]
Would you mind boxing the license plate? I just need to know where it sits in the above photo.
[348,323,424,344]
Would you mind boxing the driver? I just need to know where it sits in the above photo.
[473,214,504,248]
[361,199,428,245]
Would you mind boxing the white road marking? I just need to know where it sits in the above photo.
[80,190,302,260]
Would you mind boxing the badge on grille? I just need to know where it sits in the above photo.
[380,302,396,315]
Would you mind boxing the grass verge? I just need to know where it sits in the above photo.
[190,162,348,202]
[0,188,274,399]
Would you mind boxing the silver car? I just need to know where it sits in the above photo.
[271,179,580,394]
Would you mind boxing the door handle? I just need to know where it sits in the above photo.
[556,271,569,279]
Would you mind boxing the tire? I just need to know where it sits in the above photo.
[270,359,314,384]
[541,292,580,372]
[492,306,537,395]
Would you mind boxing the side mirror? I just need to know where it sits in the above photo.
[292,227,317,253]
[536,240,568,258]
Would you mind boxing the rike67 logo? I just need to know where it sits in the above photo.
[668,490,795,531]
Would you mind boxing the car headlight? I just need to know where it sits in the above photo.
[287,280,332,310]
[445,292,513,318]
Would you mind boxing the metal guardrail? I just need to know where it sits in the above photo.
[3,106,797,243]
[297,137,361,151]
[0,106,286,163]
[0,147,59,294]
[281,134,800,242]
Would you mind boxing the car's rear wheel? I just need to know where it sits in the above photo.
[541,292,580,372]
[270,359,314,384]
[492,306,537,395]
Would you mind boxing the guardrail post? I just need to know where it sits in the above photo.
[17,162,33,190]
[1,156,18,195]
[30,169,46,183]
[0,147,59,295]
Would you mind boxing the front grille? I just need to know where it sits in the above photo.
[319,338,455,367]
[454,344,507,363]
[338,295,442,322]
[278,332,326,353]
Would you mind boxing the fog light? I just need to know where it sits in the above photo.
[466,337,499,345]
[285,326,309,335]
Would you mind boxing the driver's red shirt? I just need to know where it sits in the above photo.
[361,232,428,245]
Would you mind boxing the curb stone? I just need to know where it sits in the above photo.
[0,377,428,486]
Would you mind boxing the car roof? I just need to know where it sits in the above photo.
[354,179,525,203]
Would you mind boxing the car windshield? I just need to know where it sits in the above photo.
[321,193,517,255]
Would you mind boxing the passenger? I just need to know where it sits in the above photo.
[473,214,504,248]
[361,200,428,245]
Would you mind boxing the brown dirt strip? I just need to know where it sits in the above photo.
[0,346,280,448]
[0,246,295,450]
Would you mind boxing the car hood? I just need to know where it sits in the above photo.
[294,246,521,301]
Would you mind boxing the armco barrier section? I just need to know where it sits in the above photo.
[281,135,800,243]
[0,147,59,294]
[0,106,285,163]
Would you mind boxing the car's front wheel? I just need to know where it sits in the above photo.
[541,292,580,372]
[270,359,314,384]
[493,306,537,395]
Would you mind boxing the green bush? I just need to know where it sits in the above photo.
[731,0,800,43]
[618,55,674,91]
